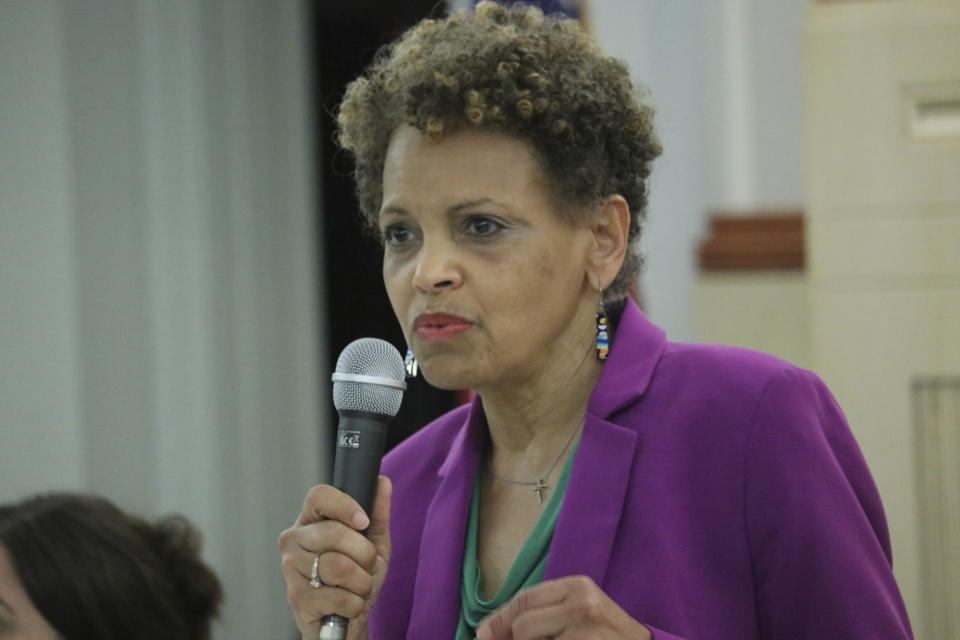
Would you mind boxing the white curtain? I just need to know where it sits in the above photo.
[0,1,326,637]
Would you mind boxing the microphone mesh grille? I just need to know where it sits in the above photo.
[333,338,405,416]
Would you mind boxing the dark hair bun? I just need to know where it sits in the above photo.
[0,493,223,640]
[136,514,224,637]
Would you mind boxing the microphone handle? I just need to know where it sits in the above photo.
[332,410,391,519]
[321,410,392,639]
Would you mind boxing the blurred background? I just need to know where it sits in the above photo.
[1,0,957,637]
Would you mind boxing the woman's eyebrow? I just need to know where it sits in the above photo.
[380,206,410,219]
[382,198,511,219]
[447,197,510,214]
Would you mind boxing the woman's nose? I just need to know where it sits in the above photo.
[412,241,462,294]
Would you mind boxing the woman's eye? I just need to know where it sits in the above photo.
[465,216,504,237]
[382,225,416,245]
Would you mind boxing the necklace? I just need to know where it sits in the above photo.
[485,420,583,504]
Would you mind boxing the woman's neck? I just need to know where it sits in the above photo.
[477,309,605,470]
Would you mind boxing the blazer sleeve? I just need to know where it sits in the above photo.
[743,367,913,639]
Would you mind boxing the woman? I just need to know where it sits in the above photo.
[0,492,222,639]
[278,2,913,639]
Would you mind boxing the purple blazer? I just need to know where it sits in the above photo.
[370,302,913,639]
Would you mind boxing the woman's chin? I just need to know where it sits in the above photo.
[419,369,477,392]
[418,359,485,393]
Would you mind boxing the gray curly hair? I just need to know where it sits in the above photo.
[337,0,662,302]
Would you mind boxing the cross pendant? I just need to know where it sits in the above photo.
[533,479,548,504]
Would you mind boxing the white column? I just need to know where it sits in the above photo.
[592,0,711,341]
[712,0,759,210]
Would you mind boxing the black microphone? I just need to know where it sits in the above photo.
[320,338,406,640]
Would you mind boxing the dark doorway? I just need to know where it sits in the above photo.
[312,1,458,455]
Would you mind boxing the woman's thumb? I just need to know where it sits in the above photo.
[367,475,392,554]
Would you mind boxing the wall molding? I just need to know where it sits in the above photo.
[698,211,805,271]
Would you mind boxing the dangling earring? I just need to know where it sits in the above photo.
[404,347,419,378]
[595,298,610,361]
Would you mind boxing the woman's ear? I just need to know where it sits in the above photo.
[585,195,630,291]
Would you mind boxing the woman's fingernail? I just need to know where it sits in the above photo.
[353,510,370,529]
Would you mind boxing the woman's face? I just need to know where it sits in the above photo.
[0,545,59,639]
[380,126,597,392]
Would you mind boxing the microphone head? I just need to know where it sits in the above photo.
[332,338,406,417]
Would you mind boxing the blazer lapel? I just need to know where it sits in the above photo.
[406,398,487,639]
[545,414,638,586]
[545,301,662,585]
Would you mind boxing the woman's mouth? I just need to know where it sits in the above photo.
[413,313,472,341]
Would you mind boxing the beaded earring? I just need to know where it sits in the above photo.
[596,300,610,361]
[404,347,419,378]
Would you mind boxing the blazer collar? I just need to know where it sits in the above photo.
[545,414,637,584]
[407,400,487,638]
[588,300,666,419]
[550,301,664,582]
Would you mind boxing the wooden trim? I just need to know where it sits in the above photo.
[698,211,805,271]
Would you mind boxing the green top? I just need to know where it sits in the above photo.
[455,440,580,640]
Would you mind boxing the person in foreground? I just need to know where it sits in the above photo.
[0,492,222,639]
[278,2,913,638]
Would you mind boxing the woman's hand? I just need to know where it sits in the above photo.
[278,476,392,640]
[476,576,652,640]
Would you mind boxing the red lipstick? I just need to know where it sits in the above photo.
[413,313,472,341]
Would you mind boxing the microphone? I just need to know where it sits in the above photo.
[320,338,406,640]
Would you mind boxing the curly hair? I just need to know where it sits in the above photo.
[337,0,662,301]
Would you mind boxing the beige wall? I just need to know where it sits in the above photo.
[694,272,811,370]
[805,1,960,637]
